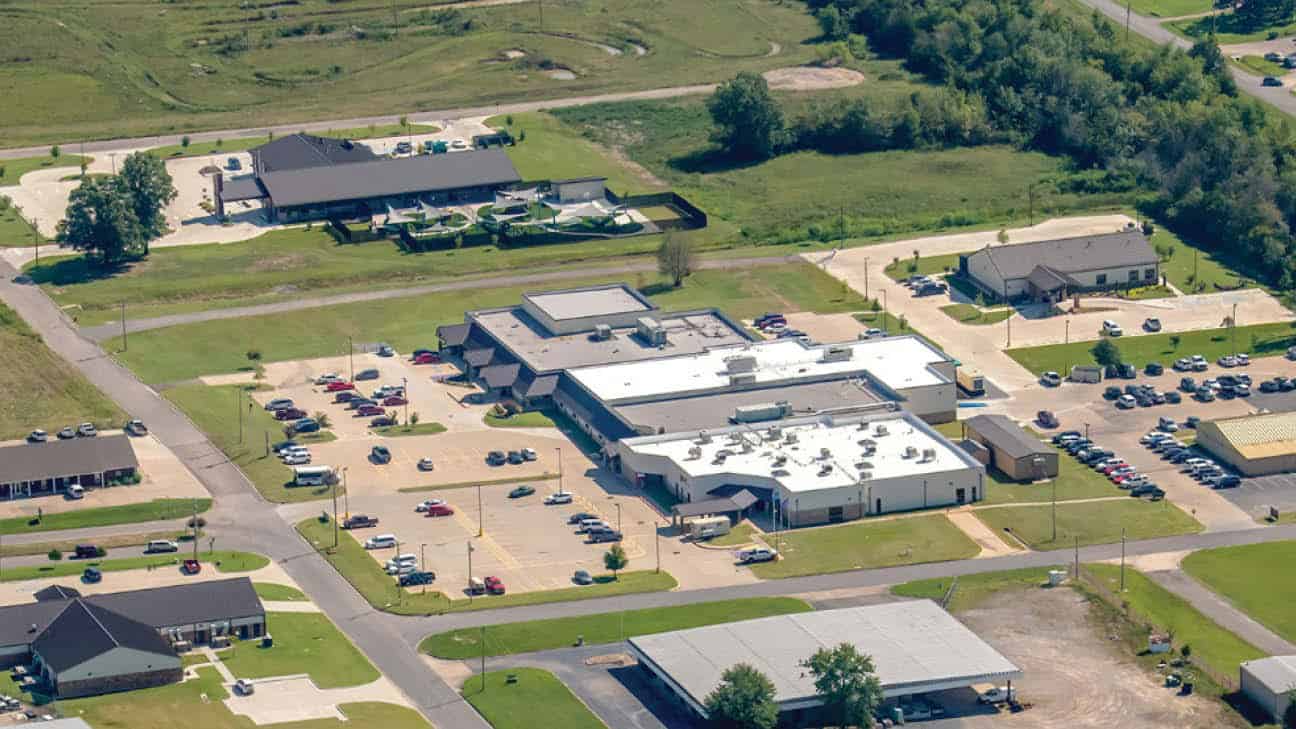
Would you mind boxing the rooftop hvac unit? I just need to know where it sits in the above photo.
[697,430,712,444]
[903,445,919,459]
[875,424,890,437]
[766,426,782,440]
[857,438,875,447]
[715,449,733,458]
[729,372,758,385]
[724,355,758,373]
[687,446,702,460]
[637,317,667,346]
[592,324,613,341]
[858,421,870,430]
[920,448,937,463]
[734,403,783,423]
[858,471,872,481]
[772,468,790,477]
[741,441,754,453]
[818,464,834,476]
[821,345,854,363]
[819,448,832,460]
[856,460,874,470]
[713,453,728,464]
[773,455,788,467]
[727,433,743,444]
[784,432,799,444]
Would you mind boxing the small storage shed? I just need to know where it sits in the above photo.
[964,414,1058,482]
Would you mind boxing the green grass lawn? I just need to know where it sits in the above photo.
[1006,321,1296,374]
[253,582,308,601]
[111,264,865,383]
[1085,563,1264,680]
[750,515,979,579]
[0,154,91,184]
[983,447,1121,505]
[164,383,338,503]
[0,498,211,535]
[708,522,759,547]
[220,612,379,689]
[891,566,1065,613]
[296,517,675,615]
[59,666,431,729]
[884,252,966,281]
[1181,541,1296,644]
[0,301,124,440]
[0,204,43,247]
[487,113,664,196]
[421,597,810,659]
[1125,0,1211,14]
[149,124,439,159]
[1236,55,1288,77]
[372,422,447,437]
[483,411,557,428]
[939,303,1013,326]
[0,529,196,558]
[1151,224,1253,294]
[1,550,265,582]
[974,499,1202,551]
[1169,11,1296,43]
[465,668,606,729]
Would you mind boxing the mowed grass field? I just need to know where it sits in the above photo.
[750,515,979,579]
[220,612,379,689]
[109,264,866,383]
[974,499,1202,550]
[0,301,123,440]
[982,446,1123,505]
[0,0,820,147]
[487,113,665,196]
[1124,0,1212,16]
[1006,321,1296,374]
[464,669,605,729]
[892,566,1064,613]
[1181,541,1296,644]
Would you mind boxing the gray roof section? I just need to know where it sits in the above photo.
[965,414,1052,460]
[970,231,1156,281]
[437,323,472,347]
[88,577,263,628]
[519,374,559,399]
[1025,265,1075,292]
[525,284,650,321]
[464,348,495,368]
[630,601,1021,710]
[218,175,267,203]
[1243,656,1296,693]
[34,585,81,602]
[613,380,883,435]
[0,435,138,484]
[250,133,378,173]
[672,489,758,518]
[33,600,174,672]
[259,148,521,208]
[0,600,70,648]
[480,363,521,390]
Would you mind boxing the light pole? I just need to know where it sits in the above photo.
[1003,280,1011,347]
[402,376,409,424]
[347,335,354,382]
[556,447,563,494]
[615,503,622,534]
[1231,301,1238,356]
[420,543,427,593]
[467,541,475,605]
[332,481,340,549]
[236,386,243,444]
[863,256,870,300]
[1065,319,1070,345]
[654,522,661,573]
[477,484,484,537]
[342,467,349,520]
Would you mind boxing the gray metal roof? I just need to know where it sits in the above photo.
[629,601,1021,712]
[1025,265,1074,292]
[672,489,758,518]
[250,133,378,173]
[479,363,521,390]
[0,435,138,484]
[88,577,263,628]
[613,380,883,435]
[1243,656,1296,693]
[259,148,521,208]
[218,175,267,203]
[519,374,559,399]
[965,414,1052,460]
[464,348,495,368]
[969,231,1156,281]
[524,284,650,321]
[437,323,472,347]
[33,600,175,672]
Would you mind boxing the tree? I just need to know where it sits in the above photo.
[997,228,1009,244]
[704,663,778,729]
[657,232,696,287]
[706,72,785,160]
[119,151,178,244]
[409,411,420,426]
[801,643,883,729]
[180,135,191,149]
[1169,334,1181,350]
[816,6,851,41]
[603,543,628,579]
[313,411,331,429]
[1091,338,1122,368]
[57,177,143,265]
[49,145,60,160]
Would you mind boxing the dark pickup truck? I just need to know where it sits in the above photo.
[342,515,379,529]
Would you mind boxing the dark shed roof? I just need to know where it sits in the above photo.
[672,490,758,518]
[1025,265,1075,292]
[218,176,267,203]
[34,585,81,602]
[521,374,559,398]
[0,601,69,648]
[33,600,174,672]
[258,149,521,208]
[250,133,378,174]
[437,323,472,347]
[971,231,1156,281]
[479,363,521,390]
[965,414,1052,460]
[0,435,138,485]
[464,348,495,368]
[89,577,263,629]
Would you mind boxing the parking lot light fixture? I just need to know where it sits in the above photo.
[477,484,484,537]
[615,503,622,533]
[420,543,427,594]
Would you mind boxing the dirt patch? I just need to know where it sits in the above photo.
[956,587,1235,728]
[585,653,634,667]
[502,49,526,59]
[545,67,577,81]
[762,66,865,91]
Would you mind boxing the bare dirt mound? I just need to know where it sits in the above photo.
[762,66,864,91]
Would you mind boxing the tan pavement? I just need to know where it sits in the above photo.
[224,676,412,724]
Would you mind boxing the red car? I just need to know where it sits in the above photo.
[413,353,441,365]
[325,381,355,392]
[383,396,408,406]
[182,559,201,575]
[1100,462,1129,475]
[484,576,505,595]
[274,408,307,421]
[356,405,385,417]
[425,504,454,517]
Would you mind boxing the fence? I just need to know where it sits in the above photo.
[606,190,708,231]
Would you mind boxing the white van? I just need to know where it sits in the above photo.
[364,534,397,550]
[386,553,417,567]
[146,540,179,554]
[577,518,608,533]
[292,465,333,487]
[687,516,731,540]
[65,484,84,500]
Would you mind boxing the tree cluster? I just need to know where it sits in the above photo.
[787,0,1296,288]
[57,152,177,265]
[704,643,882,729]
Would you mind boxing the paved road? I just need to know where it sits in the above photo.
[1147,568,1296,655]
[78,254,796,342]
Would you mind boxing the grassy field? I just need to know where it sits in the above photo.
[0,0,820,148]
[0,529,196,558]
[884,252,966,281]
[708,522,758,547]
[1152,224,1255,294]
[974,499,1202,550]
[59,666,432,729]
[0,498,211,535]
[1006,321,1296,374]
[110,264,865,383]
[149,123,439,159]
[0,203,43,247]
[0,301,124,440]
[253,582,308,601]
[464,668,605,729]
[421,597,810,659]
[483,411,557,428]
[750,515,979,579]
[220,612,379,689]
[487,113,664,196]
[1236,55,1288,77]
[0,154,92,184]
[164,383,337,503]
[0,550,265,582]
[1085,563,1265,681]
[1181,541,1296,644]
[555,97,1129,245]
[1169,11,1296,43]
[891,566,1065,613]
[851,311,935,344]
[296,517,676,615]
[983,447,1122,505]
[939,303,1013,326]
[1125,0,1212,15]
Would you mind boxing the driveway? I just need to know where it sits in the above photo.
[224,675,412,724]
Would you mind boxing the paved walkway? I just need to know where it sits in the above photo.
[201,647,235,682]
[1146,568,1296,656]
[946,509,1022,558]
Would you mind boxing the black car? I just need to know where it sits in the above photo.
[82,567,102,584]
[1037,410,1059,428]
[355,368,380,381]
[1145,362,1164,376]
[399,571,436,587]
[1280,377,1295,392]
[507,450,524,465]
[343,515,378,529]
[1179,377,1196,392]
[271,440,299,454]
[1185,416,1200,429]
[1211,475,1242,489]
[587,529,624,544]
[1103,386,1122,400]
[486,451,507,466]
[1168,451,1194,464]
[1118,364,1137,379]
[568,512,598,525]
[1260,380,1281,393]
[1218,374,1239,387]
[1064,439,1093,454]
[1130,484,1166,499]
[1164,391,1182,404]
[508,485,536,499]
[1080,449,1114,464]
[1052,430,1082,445]
[1218,387,1237,400]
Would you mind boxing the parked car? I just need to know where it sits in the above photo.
[1145,362,1164,376]
[544,492,573,505]
[507,450,524,464]
[1186,416,1201,429]
[521,447,538,461]
[356,368,380,381]
[417,457,434,471]
[1195,387,1215,402]
[568,512,598,525]
[1190,355,1208,371]
[978,685,1015,703]
[325,381,355,392]
[274,408,307,421]
[1179,377,1196,392]
[182,559,201,575]
[27,430,47,443]
[572,570,594,585]
[1040,371,1062,387]
[577,518,609,533]
[74,544,100,559]
[1237,353,1251,366]
[1102,320,1123,336]
[122,419,148,437]
[425,503,454,517]
[145,540,179,553]
[271,439,299,453]
[356,405,385,417]
[415,499,446,512]
[265,398,294,411]
[1263,76,1284,87]
[413,352,441,365]
[508,485,536,499]
[1173,358,1192,371]
[315,372,342,385]
[292,418,321,434]
[281,452,311,466]
[383,396,408,406]
[483,576,506,595]
[1164,391,1182,404]
[1052,430,1082,444]
[1116,395,1136,409]
[588,529,623,543]
[738,547,778,564]
[369,416,396,427]
[486,451,507,466]
[399,571,436,587]
[1103,386,1122,400]
[364,534,397,549]
[1130,484,1166,499]
[77,423,97,437]
[1212,475,1242,489]
[347,398,377,410]
[1218,355,1239,368]
[343,515,379,529]
[334,391,361,403]
[81,567,102,583]
[1143,317,1162,332]
[371,445,391,464]
[376,343,395,357]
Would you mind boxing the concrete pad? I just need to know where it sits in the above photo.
[775,312,868,344]
[223,676,411,724]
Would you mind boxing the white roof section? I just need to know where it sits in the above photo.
[1243,655,1296,693]
[524,285,649,321]
[569,336,951,403]
[630,601,1021,710]
[620,412,979,491]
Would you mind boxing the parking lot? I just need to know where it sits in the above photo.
[1217,473,1296,518]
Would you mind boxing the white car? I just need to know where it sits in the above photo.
[314,373,342,385]
[281,452,311,466]
[279,446,310,459]
[1116,395,1136,409]
[414,499,446,512]
[544,492,573,505]
[521,447,538,461]
[1140,432,1172,444]
[234,679,255,696]
[862,328,885,339]
[417,458,435,471]
[1102,320,1123,336]
[387,562,418,576]
[738,547,778,564]
[978,686,1014,704]
[264,398,294,411]
[450,138,468,150]
[1190,354,1208,371]
[1236,353,1250,365]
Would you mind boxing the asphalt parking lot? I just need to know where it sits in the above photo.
[1220,473,1296,517]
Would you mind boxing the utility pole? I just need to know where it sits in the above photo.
[420,543,427,593]
[402,376,409,425]
[332,481,340,549]
[1051,478,1057,544]
[1231,301,1238,356]
[347,335,354,382]
[121,302,127,351]
[467,542,474,605]
[236,386,243,444]
[557,447,564,494]
[654,522,661,573]
[192,499,200,561]
[863,257,870,300]
[477,484,484,537]
[342,467,349,520]
[1073,536,1080,577]
[1125,0,1131,42]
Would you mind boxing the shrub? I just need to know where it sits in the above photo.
[48,549,62,561]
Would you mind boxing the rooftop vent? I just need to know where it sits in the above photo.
[819,447,832,460]
[821,345,854,363]
[784,432,799,444]
[875,424,890,437]
[724,355,758,373]
[697,430,712,444]
[920,448,937,463]
[903,445,919,459]
[772,468,790,477]
[818,464,834,476]
[687,446,702,460]
[592,324,613,341]
[729,372,758,385]
[773,455,788,467]
[637,317,667,346]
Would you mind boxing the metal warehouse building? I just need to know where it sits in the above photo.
[617,411,985,525]
[1241,655,1296,723]
[628,601,1021,724]
[963,414,1058,482]
[1196,411,1296,476]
